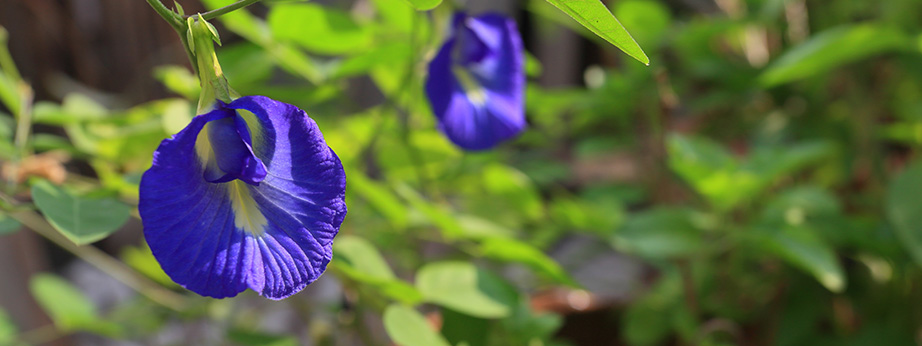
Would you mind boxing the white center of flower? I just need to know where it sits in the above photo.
[452,66,488,106]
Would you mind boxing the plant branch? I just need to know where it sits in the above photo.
[145,0,184,31]
[10,209,187,311]
[190,0,262,21]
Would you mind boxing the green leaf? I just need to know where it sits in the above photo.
[542,0,648,65]
[612,207,704,259]
[154,65,200,100]
[482,164,544,221]
[268,4,373,55]
[0,212,21,235]
[32,94,108,125]
[31,180,131,245]
[479,237,577,286]
[347,172,409,229]
[612,0,671,48]
[332,235,423,304]
[667,134,833,211]
[383,304,451,346]
[401,0,441,11]
[416,262,517,318]
[440,308,490,346]
[752,225,845,292]
[887,160,922,269]
[227,329,299,346]
[30,274,121,336]
[760,24,910,87]
[0,308,18,345]
[333,235,396,281]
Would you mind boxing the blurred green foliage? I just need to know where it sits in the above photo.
[2,0,922,345]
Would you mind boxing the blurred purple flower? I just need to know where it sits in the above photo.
[425,12,526,151]
[139,96,346,300]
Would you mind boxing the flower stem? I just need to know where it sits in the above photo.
[10,209,187,311]
[144,0,183,31]
[191,0,262,21]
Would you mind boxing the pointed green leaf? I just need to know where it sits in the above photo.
[543,0,648,65]
[479,237,577,286]
[752,225,845,292]
[31,180,131,245]
[383,305,451,346]
[760,24,910,87]
[887,160,922,269]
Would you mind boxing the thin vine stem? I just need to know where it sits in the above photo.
[9,208,187,311]
[189,0,262,21]
[144,0,183,31]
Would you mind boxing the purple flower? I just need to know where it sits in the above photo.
[139,96,346,300]
[425,12,526,151]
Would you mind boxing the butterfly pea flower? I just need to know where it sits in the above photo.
[139,17,346,300]
[425,12,526,151]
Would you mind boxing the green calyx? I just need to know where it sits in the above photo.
[186,15,236,113]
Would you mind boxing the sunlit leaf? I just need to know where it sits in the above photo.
[416,262,516,318]
[31,180,131,245]
[268,4,373,55]
[334,235,396,281]
[760,24,910,87]
[482,164,544,222]
[542,0,648,65]
[383,304,451,346]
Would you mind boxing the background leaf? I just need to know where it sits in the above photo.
[887,160,922,269]
[383,304,451,346]
[416,261,517,318]
[29,274,121,336]
[31,180,131,245]
[760,24,910,86]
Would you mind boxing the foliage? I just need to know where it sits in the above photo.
[1,0,922,344]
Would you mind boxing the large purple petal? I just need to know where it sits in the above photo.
[425,13,526,151]
[140,96,346,300]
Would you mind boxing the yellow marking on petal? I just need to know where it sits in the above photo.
[229,180,267,235]
[195,123,215,167]
[235,109,263,150]
[452,66,488,106]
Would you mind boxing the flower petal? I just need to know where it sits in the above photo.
[425,13,525,151]
[140,96,346,300]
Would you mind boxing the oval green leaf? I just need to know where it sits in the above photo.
[415,262,516,318]
[383,304,451,346]
[31,180,131,245]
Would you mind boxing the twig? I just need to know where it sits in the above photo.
[10,209,187,311]
[190,0,262,21]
